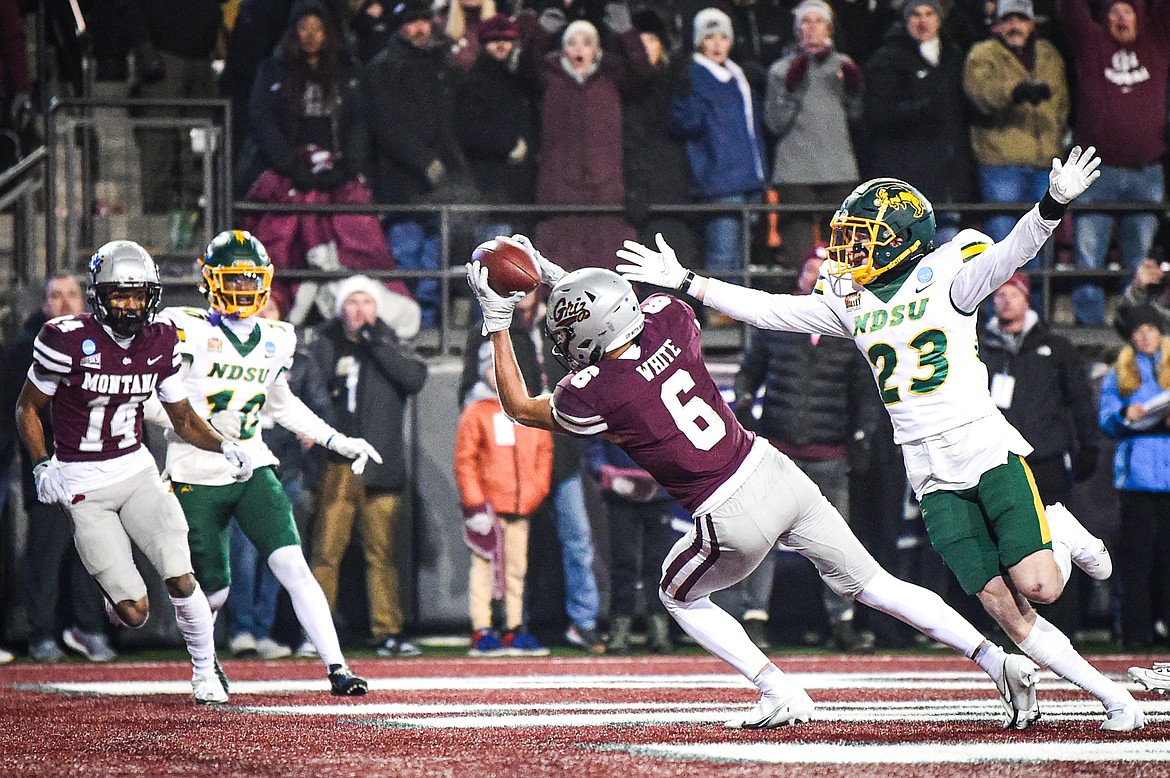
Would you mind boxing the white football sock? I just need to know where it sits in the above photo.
[970,640,1008,684]
[1050,540,1073,585]
[660,591,776,686]
[169,582,216,675]
[268,545,344,669]
[1018,615,1132,710]
[855,570,999,678]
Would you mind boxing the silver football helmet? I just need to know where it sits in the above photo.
[546,268,645,370]
[86,240,162,338]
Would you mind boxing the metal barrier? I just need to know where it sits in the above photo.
[0,144,46,287]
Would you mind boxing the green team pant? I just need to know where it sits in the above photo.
[173,466,301,592]
[919,453,1052,596]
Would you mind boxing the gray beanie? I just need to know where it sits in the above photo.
[902,0,943,21]
[693,7,733,49]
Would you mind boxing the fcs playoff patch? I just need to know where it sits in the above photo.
[845,292,861,310]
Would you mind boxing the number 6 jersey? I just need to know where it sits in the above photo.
[158,307,296,485]
[550,294,755,515]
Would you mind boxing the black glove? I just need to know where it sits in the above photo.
[357,322,378,348]
[1011,81,1052,105]
[133,41,167,86]
[1072,445,1099,483]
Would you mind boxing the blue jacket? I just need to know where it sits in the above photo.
[1099,349,1170,492]
[670,59,766,200]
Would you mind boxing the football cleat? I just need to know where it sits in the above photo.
[723,688,815,729]
[996,654,1041,729]
[1129,664,1170,695]
[1045,503,1112,580]
[1101,699,1145,732]
[192,671,229,705]
[328,664,369,696]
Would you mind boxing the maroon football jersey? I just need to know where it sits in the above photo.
[29,313,182,462]
[551,294,754,513]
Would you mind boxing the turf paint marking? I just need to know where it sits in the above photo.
[612,741,1170,765]
[23,670,1145,697]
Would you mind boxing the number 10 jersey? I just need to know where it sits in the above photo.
[159,307,296,486]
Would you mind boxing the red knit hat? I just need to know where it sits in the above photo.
[478,14,519,44]
[1002,271,1030,297]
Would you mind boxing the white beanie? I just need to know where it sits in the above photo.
[334,274,384,317]
[792,0,833,36]
[693,7,733,49]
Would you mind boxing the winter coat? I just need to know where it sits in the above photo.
[978,313,1098,461]
[303,318,428,491]
[863,26,975,204]
[622,55,694,214]
[249,46,368,182]
[765,47,862,186]
[533,32,649,270]
[1099,338,1170,492]
[454,396,554,516]
[671,55,767,200]
[455,50,539,206]
[963,35,1069,167]
[1058,0,1170,167]
[735,326,879,458]
[363,33,468,205]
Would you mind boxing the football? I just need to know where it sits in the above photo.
[473,237,540,295]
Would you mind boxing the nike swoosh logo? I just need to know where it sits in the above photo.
[915,282,934,294]
[147,355,163,365]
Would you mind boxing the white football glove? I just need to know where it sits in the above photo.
[33,459,72,505]
[508,233,564,286]
[1048,145,1101,204]
[220,440,254,483]
[615,232,689,290]
[329,434,383,475]
[466,260,525,335]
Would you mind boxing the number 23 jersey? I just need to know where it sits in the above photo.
[812,240,1001,445]
[159,307,296,485]
[550,294,754,514]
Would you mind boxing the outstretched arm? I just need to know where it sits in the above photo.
[15,380,52,465]
[951,145,1101,312]
[490,329,557,431]
[615,234,849,337]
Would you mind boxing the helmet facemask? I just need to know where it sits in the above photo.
[91,283,161,338]
[200,263,273,318]
[825,179,935,290]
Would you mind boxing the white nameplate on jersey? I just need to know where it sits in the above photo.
[990,373,1015,410]
[492,412,516,447]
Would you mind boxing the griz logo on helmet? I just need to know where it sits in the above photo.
[550,297,591,328]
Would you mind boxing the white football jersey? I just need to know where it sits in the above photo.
[158,307,296,485]
[809,232,1002,444]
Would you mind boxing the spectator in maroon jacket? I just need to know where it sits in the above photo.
[1059,0,1170,325]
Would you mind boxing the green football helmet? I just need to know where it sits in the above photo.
[826,178,936,286]
[198,230,274,318]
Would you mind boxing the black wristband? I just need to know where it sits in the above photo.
[682,270,697,293]
[1038,192,1067,220]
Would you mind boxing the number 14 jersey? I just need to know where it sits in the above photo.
[158,307,296,486]
[551,294,754,514]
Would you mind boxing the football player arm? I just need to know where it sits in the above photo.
[162,398,229,452]
[489,329,558,432]
[267,371,341,446]
[14,380,52,464]
[615,235,848,337]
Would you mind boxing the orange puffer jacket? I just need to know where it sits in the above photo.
[454,397,554,516]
